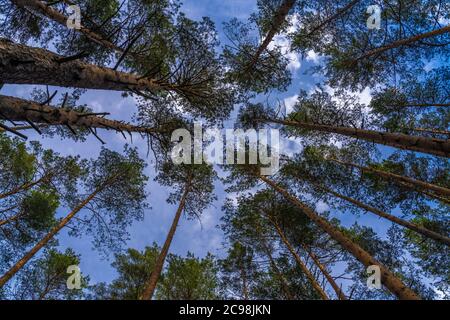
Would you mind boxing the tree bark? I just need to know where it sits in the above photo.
[352,24,450,62]
[247,0,296,70]
[0,95,167,135]
[262,118,450,158]
[328,158,450,198]
[0,179,110,288]
[312,182,450,246]
[267,215,330,300]
[11,0,129,56]
[140,180,191,300]
[301,244,347,300]
[0,172,52,200]
[0,39,174,92]
[259,175,421,300]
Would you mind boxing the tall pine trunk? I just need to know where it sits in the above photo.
[259,175,421,300]
[267,215,330,300]
[247,0,296,70]
[0,39,170,92]
[140,180,191,300]
[312,182,450,246]
[0,95,166,135]
[0,180,111,288]
[329,158,450,198]
[301,244,347,300]
[352,24,450,62]
[262,118,450,158]
[0,172,52,200]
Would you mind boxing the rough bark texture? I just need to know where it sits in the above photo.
[140,180,191,300]
[259,175,421,300]
[247,0,296,70]
[353,24,450,61]
[0,95,167,135]
[0,182,107,288]
[264,118,450,158]
[267,215,330,300]
[0,39,173,92]
[329,158,450,198]
[313,182,450,246]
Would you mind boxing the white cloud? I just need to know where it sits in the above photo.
[316,201,330,214]
[305,50,321,64]
[284,94,298,115]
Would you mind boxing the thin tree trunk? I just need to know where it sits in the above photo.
[406,127,450,137]
[0,211,23,227]
[312,182,450,246]
[0,95,168,135]
[239,261,249,300]
[258,175,421,300]
[267,215,330,300]
[301,244,347,300]
[328,158,450,198]
[0,39,174,92]
[261,118,450,158]
[246,0,296,70]
[140,179,191,300]
[11,0,131,56]
[0,172,52,200]
[260,239,296,300]
[0,180,110,288]
[303,0,359,38]
[352,24,450,62]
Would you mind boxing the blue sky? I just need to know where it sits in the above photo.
[1,0,397,290]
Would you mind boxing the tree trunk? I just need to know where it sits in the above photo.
[301,244,347,300]
[0,39,173,92]
[11,0,128,55]
[312,182,450,246]
[262,118,450,158]
[0,172,52,200]
[0,211,23,227]
[140,180,191,300]
[247,0,296,70]
[352,24,450,62]
[0,95,167,135]
[259,175,421,300]
[239,261,249,300]
[260,239,296,300]
[0,181,109,288]
[267,215,330,300]
[329,158,450,198]
[406,127,450,137]
[303,0,359,38]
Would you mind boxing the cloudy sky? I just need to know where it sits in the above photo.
[2,0,388,286]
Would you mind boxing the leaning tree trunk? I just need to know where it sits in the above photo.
[0,39,173,92]
[140,180,191,300]
[267,215,330,300]
[246,0,296,70]
[311,182,450,245]
[0,95,168,135]
[303,0,359,38]
[352,24,450,62]
[11,0,127,55]
[262,118,450,158]
[258,175,421,300]
[0,171,53,200]
[301,244,347,300]
[328,158,450,198]
[0,178,112,288]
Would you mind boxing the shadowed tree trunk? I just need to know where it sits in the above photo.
[266,214,330,300]
[0,175,117,288]
[309,182,450,246]
[351,24,450,62]
[11,0,129,55]
[258,175,421,300]
[0,95,168,135]
[140,179,192,300]
[328,158,450,198]
[246,0,296,70]
[0,39,175,92]
[260,118,450,158]
[301,244,347,300]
